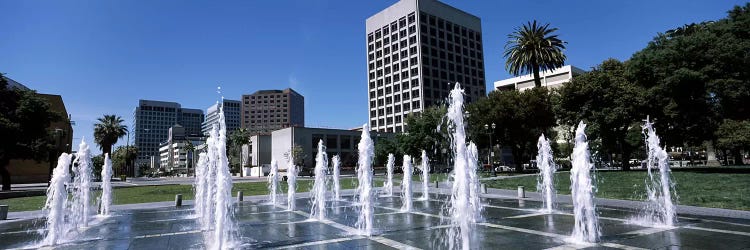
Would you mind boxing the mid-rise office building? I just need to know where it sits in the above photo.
[134,100,204,168]
[241,88,304,135]
[366,0,486,133]
[494,65,585,92]
[202,99,241,135]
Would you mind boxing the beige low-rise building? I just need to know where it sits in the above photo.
[494,65,585,92]
[3,76,73,184]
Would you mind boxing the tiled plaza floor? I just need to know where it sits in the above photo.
[2,193,750,249]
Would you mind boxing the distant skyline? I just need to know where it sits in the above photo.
[0,0,744,154]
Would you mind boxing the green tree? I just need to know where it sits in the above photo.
[112,145,138,171]
[555,59,645,170]
[92,155,104,180]
[504,20,567,88]
[0,75,61,190]
[627,3,750,147]
[94,115,128,157]
[185,141,195,171]
[401,106,449,164]
[374,137,399,166]
[284,143,307,167]
[227,128,250,173]
[466,88,557,171]
[716,119,750,165]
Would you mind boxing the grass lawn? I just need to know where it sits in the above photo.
[0,178,383,212]
[484,171,750,211]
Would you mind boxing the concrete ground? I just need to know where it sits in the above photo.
[2,184,750,249]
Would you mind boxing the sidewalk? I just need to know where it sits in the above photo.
[4,180,749,223]
[0,189,363,223]
[478,173,537,181]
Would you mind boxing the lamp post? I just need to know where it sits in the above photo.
[485,123,496,177]
[125,128,130,177]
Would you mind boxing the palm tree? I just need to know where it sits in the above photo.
[228,128,251,172]
[504,20,567,88]
[94,115,128,157]
[185,141,195,175]
[229,128,251,152]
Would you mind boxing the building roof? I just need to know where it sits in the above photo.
[2,76,30,91]
[248,88,301,96]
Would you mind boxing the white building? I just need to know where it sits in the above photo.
[366,0,486,133]
[270,127,394,172]
[202,99,241,136]
[249,134,272,167]
[494,65,585,92]
[159,141,189,173]
[158,125,205,175]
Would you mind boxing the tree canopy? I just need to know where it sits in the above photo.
[227,128,251,172]
[0,75,61,190]
[555,59,645,169]
[112,145,138,172]
[716,119,750,164]
[466,87,557,170]
[627,3,750,147]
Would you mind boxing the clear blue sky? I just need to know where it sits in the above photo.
[0,0,744,154]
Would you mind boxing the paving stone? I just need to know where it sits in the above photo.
[2,194,750,249]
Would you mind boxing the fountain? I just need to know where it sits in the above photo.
[401,155,413,212]
[537,134,556,213]
[70,139,93,228]
[633,117,676,227]
[356,124,375,236]
[444,83,478,250]
[332,155,341,200]
[39,139,95,246]
[194,152,209,221]
[287,154,298,211]
[99,153,113,216]
[466,142,484,223]
[310,140,328,220]
[383,153,395,197]
[569,121,600,243]
[41,153,73,246]
[193,104,236,249]
[268,158,279,205]
[419,150,430,200]
[195,149,216,232]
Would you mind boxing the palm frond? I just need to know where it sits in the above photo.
[503,20,567,84]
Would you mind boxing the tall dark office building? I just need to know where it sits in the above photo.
[134,100,204,168]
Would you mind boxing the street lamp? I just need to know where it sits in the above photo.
[125,128,131,177]
[485,123,496,177]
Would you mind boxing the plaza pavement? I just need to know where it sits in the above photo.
[2,182,750,249]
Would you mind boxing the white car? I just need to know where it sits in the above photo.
[494,165,512,172]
